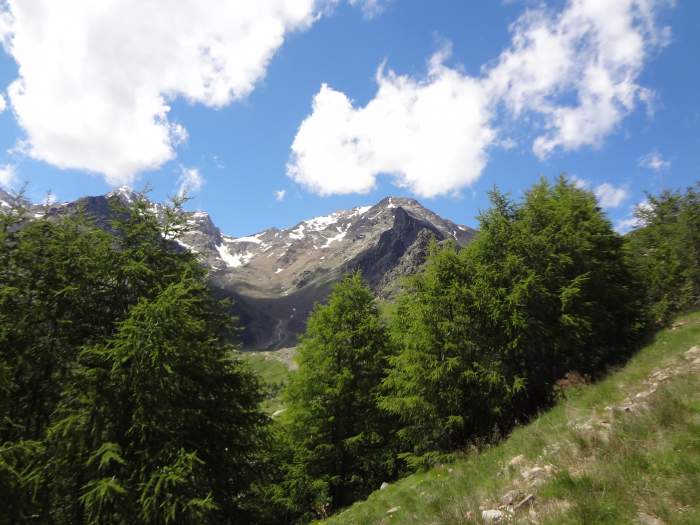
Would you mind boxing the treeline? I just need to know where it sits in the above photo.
[1,178,699,524]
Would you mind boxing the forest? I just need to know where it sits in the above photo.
[1,177,699,524]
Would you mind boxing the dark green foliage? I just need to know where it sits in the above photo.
[0,208,118,443]
[379,243,519,466]
[281,273,397,520]
[470,178,647,409]
[627,184,700,323]
[381,177,646,462]
[46,279,267,524]
[0,193,268,524]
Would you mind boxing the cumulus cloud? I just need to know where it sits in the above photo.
[275,189,287,201]
[639,150,670,172]
[0,164,17,188]
[489,0,669,159]
[594,182,628,208]
[0,94,6,113]
[568,176,628,208]
[289,48,495,197]
[290,0,671,197]
[0,0,333,186]
[176,167,204,198]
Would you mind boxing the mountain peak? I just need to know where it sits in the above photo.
[106,186,138,204]
[376,196,421,209]
[173,194,476,348]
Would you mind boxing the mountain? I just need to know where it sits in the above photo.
[178,196,475,348]
[0,187,475,349]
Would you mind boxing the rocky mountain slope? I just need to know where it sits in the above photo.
[180,195,475,348]
[0,188,475,349]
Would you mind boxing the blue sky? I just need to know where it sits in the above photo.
[0,0,697,236]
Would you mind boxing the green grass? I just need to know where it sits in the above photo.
[238,351,292,414]
[321,311,700,525]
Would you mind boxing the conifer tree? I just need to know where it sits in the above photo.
[283,273,396,519]
[627,184,700,322]
[46,278,267,524]
[379,243,519,466]
[381,177,646,462]
[0,191,270,523]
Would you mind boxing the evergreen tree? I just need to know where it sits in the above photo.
[0,200,122,523]
[379,243,518,467]
[472,178,646,411]
[0,192,270,523]
[381,177,646,462]
[282,273,396,520]
[46,278,267,524]
[0,209,117,443]
[627,184,700,322]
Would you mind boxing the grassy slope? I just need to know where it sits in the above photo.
[238,351,291,414]
[323,311,700,525]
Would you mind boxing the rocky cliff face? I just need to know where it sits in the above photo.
[178,196,475,348]
[0,188,475,349]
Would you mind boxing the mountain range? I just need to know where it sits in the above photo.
[0,187,475,349]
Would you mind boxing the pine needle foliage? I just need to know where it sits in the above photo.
[380,177,647,464]
[281,273,397,521]
[0,192,268,524]
[626,183,700,323]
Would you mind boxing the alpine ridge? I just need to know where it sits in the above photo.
[0,188,476,349]
[178,196,475,348]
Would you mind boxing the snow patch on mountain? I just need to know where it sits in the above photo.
[286,206,371,241]
[305,212,341,231]
[216,244,254,268]
[322,230,347,248]
[107,186,137,205]
[230,234,264,245]
[288,223,306,240]
[177,238,199,254]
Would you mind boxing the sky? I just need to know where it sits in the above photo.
[0,0,697,236]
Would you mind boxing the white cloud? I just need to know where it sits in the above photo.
[594,182,628,208]
[489,0,669,159]
[0,164,17,188]
[615,198,650,232]
[290,0,671,197]
[288,47,496,197]
[176,166,204,198]
[275,189,287,201]
[348,0,389,19]
[0,0,336,186]
[568,176,628,208]
[570,175,590,189]
[615,215,638,233]
[498,137,518,150]
[638,150,670,172]
[0,93,6,113]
